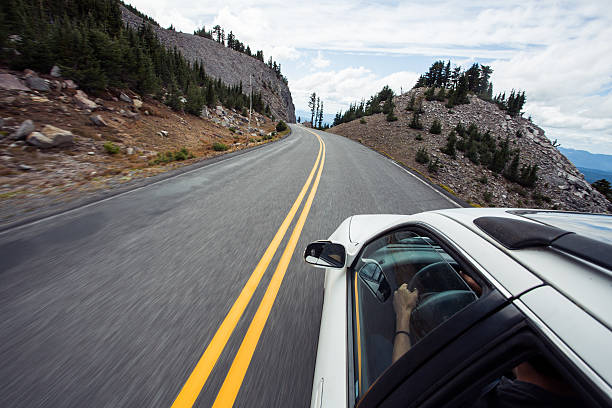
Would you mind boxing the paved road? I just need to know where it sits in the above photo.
[0,125,457,408]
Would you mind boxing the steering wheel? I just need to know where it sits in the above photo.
[407,262,476,340]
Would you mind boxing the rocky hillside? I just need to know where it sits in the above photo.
[121,6,296,123]
[0,68,282,225]
[329,88,611,213]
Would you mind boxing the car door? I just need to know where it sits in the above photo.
[346,225,509,407]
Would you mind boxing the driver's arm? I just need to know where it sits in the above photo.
[392,284,419,363]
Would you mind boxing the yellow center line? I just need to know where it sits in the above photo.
[171,131,323,408]
[211,130,326,407]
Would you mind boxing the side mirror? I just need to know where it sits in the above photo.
[304,241,346,269]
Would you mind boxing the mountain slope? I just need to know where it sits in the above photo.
[559,147,612,173]
[329,88,611,213]
[121,6,296,123]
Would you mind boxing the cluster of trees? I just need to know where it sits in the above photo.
[441,122,538,187]
[332,86,396,126]
[415,61,494,107]
[0,0,269,117]
[308,93,327,129]
[493,90,527,117]
[193,24,287,85]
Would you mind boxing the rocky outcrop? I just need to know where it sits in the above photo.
[329,88,611,213]
[120,6,295,123]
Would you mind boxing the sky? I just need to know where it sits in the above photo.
[124,0,612,155]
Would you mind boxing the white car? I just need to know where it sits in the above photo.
[304,208,612,408]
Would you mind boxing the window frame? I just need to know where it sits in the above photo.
[347,223,504,406]
[384,316,609,408]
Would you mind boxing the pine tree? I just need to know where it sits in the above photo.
[318,101,324,128]
[442,131,457,158]
[308,93,317,124]
[430,119,442,134]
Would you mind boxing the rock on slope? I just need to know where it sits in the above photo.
[121,6,296,123]
[329,88,611,213]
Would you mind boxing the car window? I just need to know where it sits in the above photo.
[351,228,481,398]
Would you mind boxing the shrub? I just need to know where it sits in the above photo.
[427,158,440,173]
[276,120,288,132]
[430,119,442,134]
[476,175,488,184]
[415,147,429,164]
[483,191,493,203]
[152,148,194,164]
[104,142,120,155]
[229,126,237,133]
[360,118,367,124]
[441,131,457,158]
[415,134,423,141]
[262,134,274,140]
[409,113,423,130]
[212,142,229,151]
[386,112,398,122]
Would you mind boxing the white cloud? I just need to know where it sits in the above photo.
[123,0,612,153]
[312,51,330,69]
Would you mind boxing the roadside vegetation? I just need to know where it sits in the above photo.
[0,0,274,117]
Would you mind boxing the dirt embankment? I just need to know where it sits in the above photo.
[0,68,283,226]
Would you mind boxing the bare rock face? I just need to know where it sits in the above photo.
[121,6,295,123]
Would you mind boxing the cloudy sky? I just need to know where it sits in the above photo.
[125,0,612,154]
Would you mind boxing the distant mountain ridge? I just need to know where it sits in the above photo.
[121,6,296,123]
[559,147,612,173]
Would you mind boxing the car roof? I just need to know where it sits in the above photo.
[434,208,612,331]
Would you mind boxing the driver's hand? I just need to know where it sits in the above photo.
[393,284,418,329]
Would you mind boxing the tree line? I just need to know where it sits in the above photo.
[331,60,528,127]
[193,24,287,85]
[0,0,270,117]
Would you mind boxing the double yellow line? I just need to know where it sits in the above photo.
[172,129,326,408]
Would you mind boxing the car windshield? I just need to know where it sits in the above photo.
[516,211,612,244]
[351,229,479,398]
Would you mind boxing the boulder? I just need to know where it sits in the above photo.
[0,74,29,91]
[25,76,50,92]
[133,99,143,109]
[64,79,78,89]
[28,125,73,148]
[26,132,54,148]
[119,92,132,103]
[74,90,98,110]
[89,114,108,126]
[50,65,61,77]
[126,147,134,155]
[10,119,35,140]
[159,130,169,137]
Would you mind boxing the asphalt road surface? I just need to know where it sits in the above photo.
[0,125,458,408]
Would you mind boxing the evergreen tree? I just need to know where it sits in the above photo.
[308,92,317,124]
[592,179,612,200]
[430,119,442,134]
[409,112,423,130]
[442,131,457,158]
